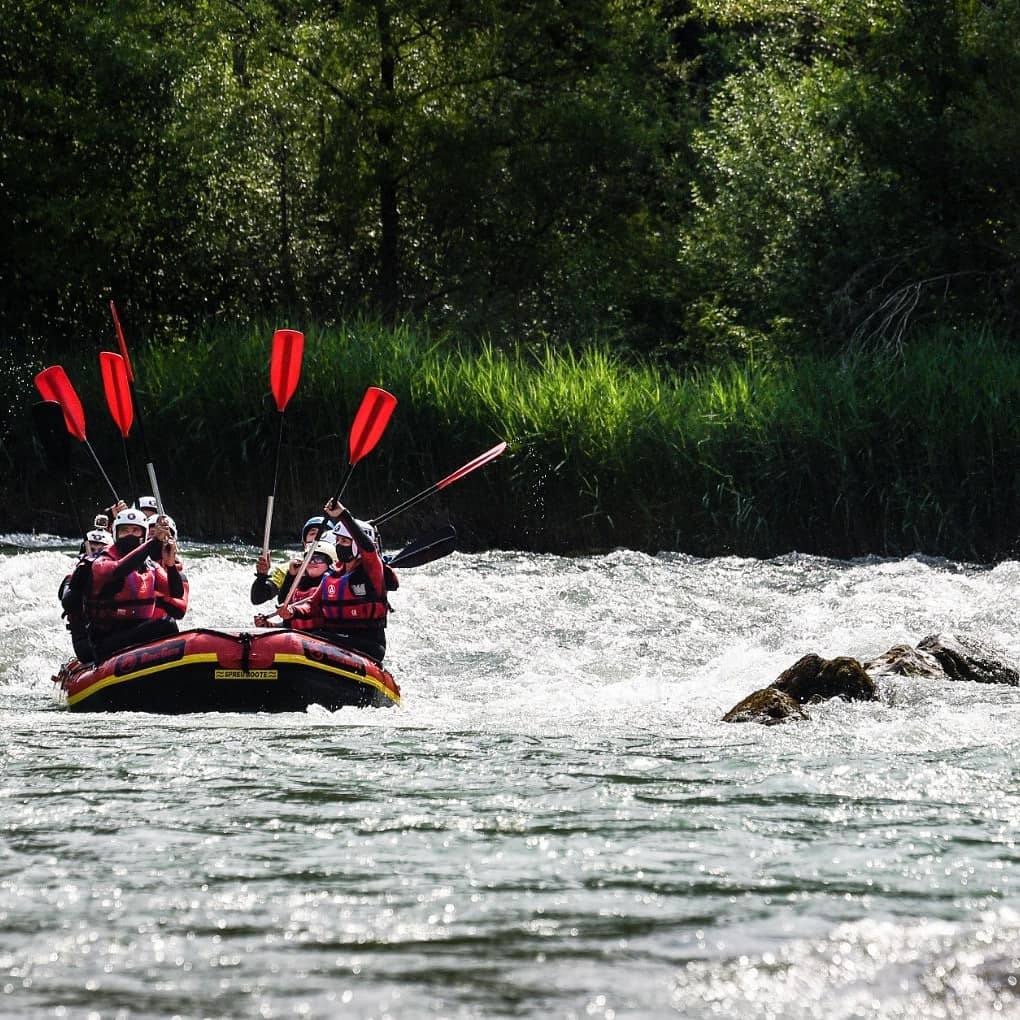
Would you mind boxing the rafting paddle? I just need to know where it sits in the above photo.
[34,366,120,502]
[386,524,457,569]
[109,299,165,515]
[99,351,136,499]
[330,386,397,503]
[263,328,305,558]
[372,441,507,526]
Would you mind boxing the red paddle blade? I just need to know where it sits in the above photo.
[99,351,134,437]
[437,441,507,489]
[348,387,397,464]
[34,366,87,441]
[109,299,135,382]
[270,328,304,412]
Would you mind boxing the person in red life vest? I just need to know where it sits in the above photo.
[61,507,181,664]
[251,516,329,606]
[58,528,113,654]
[252,541,337,625]
[269,500,393,663]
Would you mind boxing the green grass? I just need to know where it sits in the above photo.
[6,320,1020,559]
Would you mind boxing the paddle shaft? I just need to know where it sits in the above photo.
[84,439,119,502]
[372,442,506,526]
[262,412,287,558]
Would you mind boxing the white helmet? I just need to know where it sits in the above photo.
[309,540,338,566]
[355,519,378,550]
[113,506,148,537]
[86,528,112,545]
[136,495,158,513]
[93,513,109,529]
[334,518,377,557]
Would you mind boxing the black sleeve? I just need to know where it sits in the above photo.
[166,566,185,598]
[110,538,163,582]
[250,574,278,605]
[61,559,92,618]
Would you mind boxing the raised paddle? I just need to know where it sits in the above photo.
[330,386,397,503]
[109,299,165,515]
[386,524,457,569]
[372,441,507,526]
[34,366,120,502]
[263,329,305,559]
[99,351,135,499]
[32,400,86,539]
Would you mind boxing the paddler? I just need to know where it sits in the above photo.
[61,507,182,664]
[250,515,329,605]
[257,500,392,663]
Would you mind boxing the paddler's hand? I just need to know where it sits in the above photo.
[277,604,294,621]
[323,498,345,521]
[253,613,270,628]
[256,553,270,575]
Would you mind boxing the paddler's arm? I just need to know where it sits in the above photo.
[251,552,279,605]
[106,537,164,583]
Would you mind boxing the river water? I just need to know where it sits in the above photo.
[1,538,1019,1018]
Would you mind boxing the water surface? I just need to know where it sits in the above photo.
[1,539,1019,1017]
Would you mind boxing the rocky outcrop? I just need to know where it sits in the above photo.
[723,654,875,725]
[771,654,876,704]
[917,633,1019,686]
[722,688,809,725]
[723,633,1018,724]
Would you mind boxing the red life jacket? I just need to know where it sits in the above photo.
[319,571,388,628]
[85,549,158,628]
[291,552,388,632]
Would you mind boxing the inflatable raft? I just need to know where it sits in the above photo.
[52,628,400,713]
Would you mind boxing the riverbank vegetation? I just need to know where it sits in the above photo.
[6,321,1020,560]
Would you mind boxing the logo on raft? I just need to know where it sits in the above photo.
[301,638,366,675]
[214,669,279,680]
[112,638,187,676]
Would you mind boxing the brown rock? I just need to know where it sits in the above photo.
[917,634,1020,686]
[864,644,948,682]
[722,688,809,725]
[770,654,876,704]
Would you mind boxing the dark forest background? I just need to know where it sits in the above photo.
[6,0,1020,358]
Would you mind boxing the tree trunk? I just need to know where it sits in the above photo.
[375,0,398,323]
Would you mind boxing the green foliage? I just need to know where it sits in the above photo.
[683,0,1020,352]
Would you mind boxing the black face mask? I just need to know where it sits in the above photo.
[114,534,143,556]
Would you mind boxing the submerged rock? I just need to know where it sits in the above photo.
[722,654,875,724]
[722,688,809,725]
[917,633,1020,686]
[770,654,877,704]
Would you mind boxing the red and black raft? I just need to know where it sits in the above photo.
[53,628,400,713]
